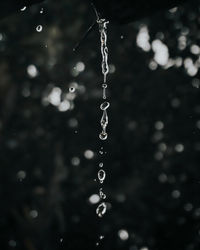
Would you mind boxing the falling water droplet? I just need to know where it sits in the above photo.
[36,25,43,32]
[40,8,44,14]
[69,87,75,93]
[98,170,106,183]
[20,6,26,11]
[100,101,110,110]
[102,84,107,99]
[100,110,108,129]
[99,235,104,240]
[99,162,103,168]
[99,132,108,140]
[96,202,107,217]
[99,188,106,199]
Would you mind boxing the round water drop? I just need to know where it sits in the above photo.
[36,25,43,32]
[99,132,107,140]
[98,170,106,183]
[100,101,110,110]
[40,8,44,14]
[96,202,107,217]
[69,87,75,93]
[99,162,103,168]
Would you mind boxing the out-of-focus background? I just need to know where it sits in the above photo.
[0,0,200,249]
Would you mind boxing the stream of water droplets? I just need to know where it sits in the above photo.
[96,18,110,219]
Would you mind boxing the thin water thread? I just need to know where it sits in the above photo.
[96,18,110,219]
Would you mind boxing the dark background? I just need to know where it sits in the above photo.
[0,0,200,250]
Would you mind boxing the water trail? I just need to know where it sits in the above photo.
[98,19,110,141]
[96,18,110,219]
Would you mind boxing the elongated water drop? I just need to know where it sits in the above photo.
[96,202,107,217]
[98,169,106,183]
[100,101,110,111]
[20,6,26,11]
[100,110,108,129]
[36,25,43,32]
[102,84,107,99]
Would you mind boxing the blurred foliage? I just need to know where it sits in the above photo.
[0,0,200,250]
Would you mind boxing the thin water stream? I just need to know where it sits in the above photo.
[96,18,110,219]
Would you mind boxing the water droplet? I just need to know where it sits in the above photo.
[100,110,108,129]
[40,8,44,14]
[102,88,107,99]
[69,87,75,93]
[98,170,106,183]
[36,25,43,32]
[99,132,108,140]
[20,6,26,11]
[99,235,104,240]
[99,162,103,168]
[100,101,110,110]
[99,188,106,199]
[96,202,107,217]
[102,84,108,99]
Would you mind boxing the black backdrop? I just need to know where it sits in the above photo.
[0,0,200,250]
